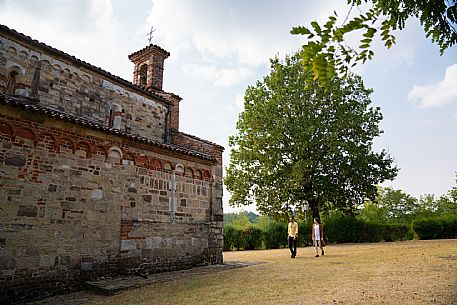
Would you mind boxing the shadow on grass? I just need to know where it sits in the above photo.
[290,253,346,259]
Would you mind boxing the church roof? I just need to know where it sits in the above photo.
[0,93,216,162]
[128,44,170,60]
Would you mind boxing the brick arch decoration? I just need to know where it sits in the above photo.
[123,151,135,165]
[75,141,91,159]
[0,120,15,141]
[58,137,75,154]
[184,166,194,178]
[15,127,37,147]
[19,50,29,59]
[175,163,184,175]
[107,147,123,163]
[202,170,211,181]
[93,145,107,161]
[38,132,56,151]
[149,158,162,171]
[7,46,17,56]
[0,118,212,180]
[194,169,202,180]
[52,63,62,73]
[136,155,148,167]
[162,161,173,172]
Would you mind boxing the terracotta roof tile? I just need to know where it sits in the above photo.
[128,44,170,59]
[171,130,224,150]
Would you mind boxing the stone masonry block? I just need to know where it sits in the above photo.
[91,189,104,199]
[120,240,137,251]
[145,237,162,249]
[4,154,27,167]
[0,249,17,269]
[17,205,38,217]
[81,262,93,271]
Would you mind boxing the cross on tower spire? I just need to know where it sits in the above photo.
[147,26,156,44]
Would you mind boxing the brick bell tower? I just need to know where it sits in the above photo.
[128,44,170,90]
[129,44,182,134]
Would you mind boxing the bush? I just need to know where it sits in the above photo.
[243,226,264,250]
[224,224,264,250]
[325,214,409,243]
[296,220,313,247]
[223,224,238,251]
[412,216,457,239]
[325,214,360,243]
[263,222,287,249]
[381,223,410,242]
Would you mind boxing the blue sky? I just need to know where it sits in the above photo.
[1,0,456,213]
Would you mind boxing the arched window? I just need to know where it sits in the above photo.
[139,64,148,86]
[6,71,18,94]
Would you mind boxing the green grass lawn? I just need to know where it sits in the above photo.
[86,239,457,305]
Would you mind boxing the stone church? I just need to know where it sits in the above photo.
[0,24,223,303]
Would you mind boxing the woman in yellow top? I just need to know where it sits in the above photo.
[288,215,298,258]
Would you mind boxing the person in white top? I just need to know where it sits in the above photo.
[311,217,325,257]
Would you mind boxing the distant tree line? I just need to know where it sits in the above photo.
[224,176,457,251]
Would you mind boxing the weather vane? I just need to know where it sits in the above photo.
[147,26,156,44]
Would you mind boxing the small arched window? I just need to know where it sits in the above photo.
[6,71,18,94]
[175,164,184,175]
[139,64,148,86]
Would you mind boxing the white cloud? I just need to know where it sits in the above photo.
[0,0,131,78]
[234,93,245,111]
[182,63,251,88]
[408,63,457,108]
[145,0,347,67]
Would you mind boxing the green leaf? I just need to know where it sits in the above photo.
[291,26,312,35]
[311,21,322,34]
[363,28,377,38]
[381,29,390,39]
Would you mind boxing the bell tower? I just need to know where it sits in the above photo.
[128,44,170,90]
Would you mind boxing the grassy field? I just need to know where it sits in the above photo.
[82,239,457,305]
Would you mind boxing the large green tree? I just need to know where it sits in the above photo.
[224,54,398,218]
[291,0,457,83]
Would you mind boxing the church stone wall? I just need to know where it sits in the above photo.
[0,25,224,304]
[0,104,223,303]
[0,31,168,143]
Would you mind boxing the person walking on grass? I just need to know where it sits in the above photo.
[311,217,325,257]
[288,215,298,258]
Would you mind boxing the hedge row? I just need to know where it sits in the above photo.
[324,215,410,243]
[224,217,409,251]
[412,216,457,239]
[223,221,312,251]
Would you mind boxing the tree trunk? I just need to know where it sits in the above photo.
[309,199,320,219]
[310,205,321,219]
